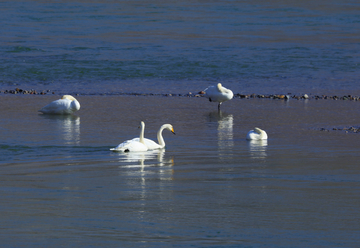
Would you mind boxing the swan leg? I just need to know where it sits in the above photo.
[218,102,221,111]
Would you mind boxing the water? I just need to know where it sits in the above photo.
[1,1,360,247]
[1,95,360,247]
[1,0,360,94]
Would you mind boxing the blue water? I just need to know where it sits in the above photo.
[1,1,360,247]
[1,0,360,94]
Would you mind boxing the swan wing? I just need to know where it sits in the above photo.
[111,139,148,152]
[246,130,259,140]
[246,130,267,140]
[204,85,233,102]
[39,99,74,114]
[132,137,162,150]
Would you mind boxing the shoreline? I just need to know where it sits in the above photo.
[1,87,360,101]
[1,88,359,135]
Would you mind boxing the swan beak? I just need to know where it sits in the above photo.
[171,128,176,135]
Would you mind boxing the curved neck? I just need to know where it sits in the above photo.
[259,131,264,139]
[255,129,266,139]
[157,125,167,148]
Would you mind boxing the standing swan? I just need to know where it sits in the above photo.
[246,127,268,140]
[132,124,175,150]
[110,121,148,152]
[39,95,80,115]
[201,83,233,110]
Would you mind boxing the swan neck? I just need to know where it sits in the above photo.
[139,122,145,144]
[259,131,264,138]
[157,126,166,148]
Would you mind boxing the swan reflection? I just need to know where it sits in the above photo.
[248,139,268,159]
[114,149,174,170]
[40,115,80,145]
[113,149,174,186]
[208,111,234,150]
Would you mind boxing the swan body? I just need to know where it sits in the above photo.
[203,83,233,110]
[246,127,268,140]
[110,121,148,152]
[132,124,175,150]
[39,95,80,115]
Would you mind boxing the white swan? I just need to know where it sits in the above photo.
[39,95,80,115]
[110,121,148,152]
[246,127,268,140]
[132,124,175,150]
[202,83,233,110]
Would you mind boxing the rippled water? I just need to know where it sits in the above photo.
[1,1,360,247]
[1,95,360,247]
[1,0,360,94]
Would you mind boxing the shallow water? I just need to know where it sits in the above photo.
[1,95,359,247]
[1,0,360,246]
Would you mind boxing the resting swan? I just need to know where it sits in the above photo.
[132,124,175,150]
[110,121,148,152]
[39,95,80,115]
[246,127,268,140]
[202,83,233,110]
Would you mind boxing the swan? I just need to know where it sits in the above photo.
[110,121,148,152]
[246,127,268,140]
[39,95,80,115]
[202,83,233,110]
[132,124,175,150]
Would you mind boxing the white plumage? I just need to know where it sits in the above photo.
[132,124,175,150]
[203,83,233,110]
[111,121,148,152]
[39,95,80,115]
[246,127,268,140]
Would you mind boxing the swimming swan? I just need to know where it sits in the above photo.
[110,121,148,152]
[39,95,80,115]
[132,124,175,150]
[202,83,233,110]
[246,127,268,140]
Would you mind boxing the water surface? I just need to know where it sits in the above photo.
[1,95,359,247]
[1,0,360,94]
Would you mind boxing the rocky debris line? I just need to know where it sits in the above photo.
[1,88,360,101]
[233,93,360,101]
[320,126,360,133]
[1,88,54,95]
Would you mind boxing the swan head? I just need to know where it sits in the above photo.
[61,95,77,101]
[254,127,268,139]
[161,124,176,135]
[62,95,80,111]
[216,83,233,98]
[139,121,145,129]
[169,125,176,135]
